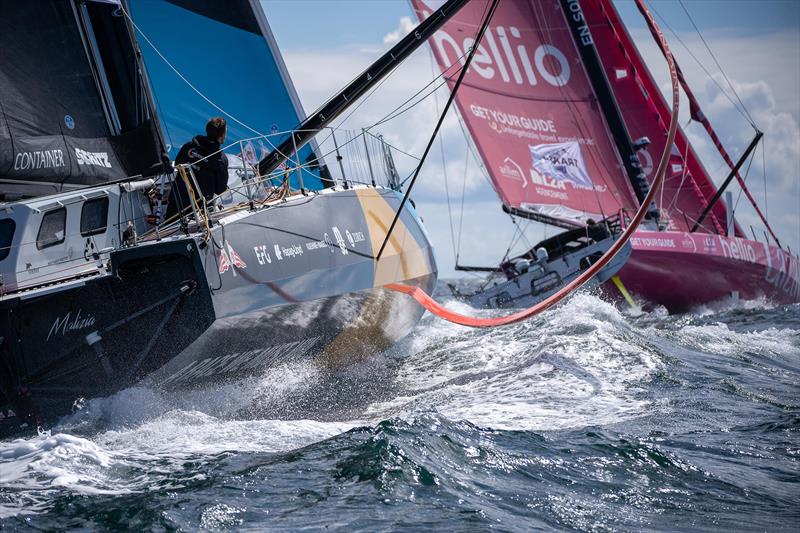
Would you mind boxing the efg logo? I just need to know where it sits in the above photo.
[75,148,112,168]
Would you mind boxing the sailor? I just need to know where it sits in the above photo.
[165,117,229,219]
[586,218,609,242]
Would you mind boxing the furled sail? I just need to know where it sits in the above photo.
[411,0,640,225]
[127,0,327,190]
[0,0,168,199]
[581,0,740,236]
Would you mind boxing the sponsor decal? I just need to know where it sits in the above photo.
[564,0,593,46]
[529,141,593,188]
[428,17,572,87]
[764,247,800,299]
[719,237,757,263]
[64,115,75,130]
[498,157,527,188]
[637,148,654,176]
[274,244,283,261]
[631,237,676,248]
[220,242,247,274]
[703,237,717,254]
[332,226,348,255]
[305,238,330,251]
[13,149,66,171]
[253,244,272,266]
[241,141,258,167]
[47,309,97,341]
[74,148,112,168]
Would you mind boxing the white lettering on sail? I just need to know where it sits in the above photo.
[46,309,97,341]
[74,148,112,168]
[566,0,593,46]
[13,149,66,171]
[429,18,571,87]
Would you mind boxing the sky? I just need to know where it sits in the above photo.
[261,0,800,278]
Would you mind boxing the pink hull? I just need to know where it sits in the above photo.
[609,230,800,313]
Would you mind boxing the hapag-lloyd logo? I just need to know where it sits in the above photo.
[419,3,572,88]
[47,309,97,341]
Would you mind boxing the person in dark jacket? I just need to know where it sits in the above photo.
[165,117,229,219]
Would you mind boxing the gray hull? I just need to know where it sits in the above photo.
[0,186,436,433]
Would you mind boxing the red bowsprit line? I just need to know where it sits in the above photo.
[386,0,680,329]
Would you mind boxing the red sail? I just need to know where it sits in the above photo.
[580,0,740,236]
[411,0,639,225]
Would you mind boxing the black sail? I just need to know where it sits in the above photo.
[0,0,168,200]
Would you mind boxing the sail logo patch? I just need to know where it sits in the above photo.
[14,149,66,171]
[498,157,527,188]
[75,148,112,168]
[529,141,593,188]
[219,242,247,274]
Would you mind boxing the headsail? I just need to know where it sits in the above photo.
[411,0,640,226]
[581,0,741,236]
[0,0,167,199]
[127,0,326,190]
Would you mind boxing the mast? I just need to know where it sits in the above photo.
[257,0,470,176]
[559,0,660,223]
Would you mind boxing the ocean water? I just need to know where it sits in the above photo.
[1,285,798,531]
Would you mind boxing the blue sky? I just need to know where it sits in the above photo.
[261,0,800,276]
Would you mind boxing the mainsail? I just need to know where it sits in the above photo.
[127,0,326,190]
[0,0,168,199]
[411,0,641,225]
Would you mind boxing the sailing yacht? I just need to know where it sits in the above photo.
[0,0,475,434]
[413,0,799,312]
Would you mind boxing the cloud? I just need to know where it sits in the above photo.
[631,27,800,252]
[383,16,415,44]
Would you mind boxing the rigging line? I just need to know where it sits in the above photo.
[649,3,755,128]
[666,140,691,212]
[366,48,470,131]
[678,0,757,126]
[119,5,264,137]
[376,0,501,262]
[369,77,452,129]
[429,48,458,261]
[732,145,756,215]
[455,146,470,261]
[761,136,768,223]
